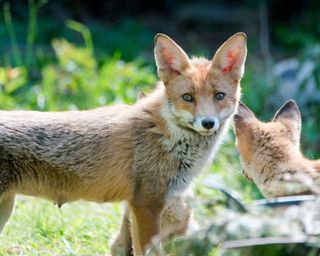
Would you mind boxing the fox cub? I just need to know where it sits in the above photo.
[0,33,247,255]
[234,100,320,197]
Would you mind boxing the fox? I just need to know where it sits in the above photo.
[234,100,320,198]
[0,32,247,255]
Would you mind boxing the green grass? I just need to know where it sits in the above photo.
[0,196,123,255]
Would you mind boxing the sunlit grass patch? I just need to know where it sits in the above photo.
[0,196,123,255]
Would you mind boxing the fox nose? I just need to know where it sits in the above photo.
[201,118,215,130]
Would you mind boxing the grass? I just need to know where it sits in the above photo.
[0,196,123,255]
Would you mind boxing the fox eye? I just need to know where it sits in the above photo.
[182,94,194,102]
[215,92,225,101]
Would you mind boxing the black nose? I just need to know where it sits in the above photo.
[201,118,215,130]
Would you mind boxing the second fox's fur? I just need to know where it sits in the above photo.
[0,33,247,255]
[234,101,320,197]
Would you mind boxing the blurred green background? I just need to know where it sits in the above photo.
[0,0,319,255]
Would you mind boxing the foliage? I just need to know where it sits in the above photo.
[0,21,156,111]
[0,40,155,111]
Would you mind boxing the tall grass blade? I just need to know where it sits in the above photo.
[66,20,94,54]
[26,0,47,67]
[3,2,23,67]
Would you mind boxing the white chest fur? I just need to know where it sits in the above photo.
[162,121,229,195]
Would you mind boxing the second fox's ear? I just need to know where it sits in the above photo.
[237,102,255,118]
[273,100,301,145]
[234,102,255,125]
[212,33,247,81]
[273,100,301,128]
[154,34,190,84]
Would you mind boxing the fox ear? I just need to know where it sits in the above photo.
[273,100,301,144]
[234,102,255,125]
[154,34,190,84]
[273,100,301,124]
[212,32,247,81]
[273,100,301,128]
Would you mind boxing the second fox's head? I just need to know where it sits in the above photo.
[233,101,302,182]
[154,33,247,136]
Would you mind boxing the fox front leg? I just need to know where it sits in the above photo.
[0,194,15,232]
[130,200,163,256]
[111,205,134,256]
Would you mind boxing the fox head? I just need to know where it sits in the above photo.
[154,33,247,136]
[233,100,301,181]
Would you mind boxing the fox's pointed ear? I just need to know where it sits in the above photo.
[273,100,301,128]
[234,102,255,122]
[154,34,190,84]
[212,32,247,81]
[273,100,301,145]
[273,100,301,124]
[234,102,255,131]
